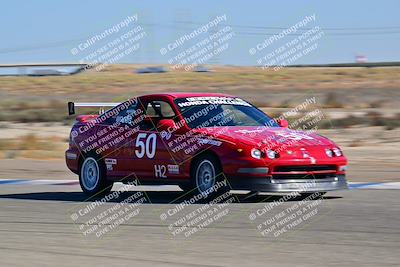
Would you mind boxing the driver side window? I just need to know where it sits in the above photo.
[145,101,175,118]
[141,100,176,131]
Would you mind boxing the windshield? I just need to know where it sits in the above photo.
[174,97,278,128]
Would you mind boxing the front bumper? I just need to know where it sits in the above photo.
[227,174,348,192]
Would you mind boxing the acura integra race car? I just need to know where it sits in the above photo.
[66,93,348,197]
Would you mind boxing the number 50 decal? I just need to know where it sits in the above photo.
[135,133,157,158]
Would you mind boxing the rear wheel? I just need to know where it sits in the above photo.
[79,155,113,196]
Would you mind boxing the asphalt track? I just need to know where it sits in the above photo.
[0,181,399,267]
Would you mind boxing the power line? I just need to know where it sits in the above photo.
[0,39,84,55]
[172,20,400,31]
[1,22,399,56]
[235,30,400,36]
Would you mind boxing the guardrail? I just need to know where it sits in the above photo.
[284,61,400,68]
[0,63,91,76]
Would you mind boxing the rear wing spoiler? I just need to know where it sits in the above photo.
[68,102,121,115]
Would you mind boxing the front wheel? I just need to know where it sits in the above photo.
[79,155,113,197]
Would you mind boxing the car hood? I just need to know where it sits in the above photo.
[195,126,334,149]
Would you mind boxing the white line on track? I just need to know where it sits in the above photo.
[1,179,400,190]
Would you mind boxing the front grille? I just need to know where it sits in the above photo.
[272,173,337,180]
[274,165,336,172]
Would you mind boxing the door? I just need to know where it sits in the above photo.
[98,99,143,179]
[130,98,181,181]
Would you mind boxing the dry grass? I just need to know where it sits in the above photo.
[328,112,400,129]
[0,64,399,123]
[0,64,398,160]
[324,92,344,108]
[0,134,64,159]
[1,65,399,96]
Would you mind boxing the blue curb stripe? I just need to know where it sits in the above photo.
[0,179,28,185]
[348,182,385,189]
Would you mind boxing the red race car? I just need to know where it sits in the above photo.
[66,93,348,197]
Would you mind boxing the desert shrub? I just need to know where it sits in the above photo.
[280,99,293,108]
[5,150,18,159]
[366,111,385,126]
[328,112,400,130]
[324,92,344,108]
[369,100,384,108]
[316,119,333,129]
[331,115,367,128]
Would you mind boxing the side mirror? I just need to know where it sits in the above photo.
[157,119,186,137]
[157,119,176,131]
[276,119,289,128]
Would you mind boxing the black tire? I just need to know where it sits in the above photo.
[298,192,326,200]
[79,154,113,197]
[178,183,192,192]
[189,154,228,199]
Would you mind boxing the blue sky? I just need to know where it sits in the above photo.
[1,0,399,65]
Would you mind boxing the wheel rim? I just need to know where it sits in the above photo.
[196,160,216,195]
[81,157,99,191]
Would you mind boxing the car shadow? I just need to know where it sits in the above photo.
[0,190,341,204]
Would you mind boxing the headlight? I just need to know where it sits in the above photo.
[251,148,262,159]
[266,149,276,159]
[333,147,342,156]
[325,148,333,157]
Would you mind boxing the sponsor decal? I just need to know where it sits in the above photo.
[167,164,180,174]
[105,158,117,165]
[177,97,251,107]
[154,165,167,178]
[275,131,314,141]
[235,129,264,134]
[299,149,316,164]
[302,150,310,158]
[160,130,172,140]
[105,158,117,171]
[198,138,222,146]
[116,108,142,126]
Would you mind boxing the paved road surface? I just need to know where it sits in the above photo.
[0,182,399,267]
